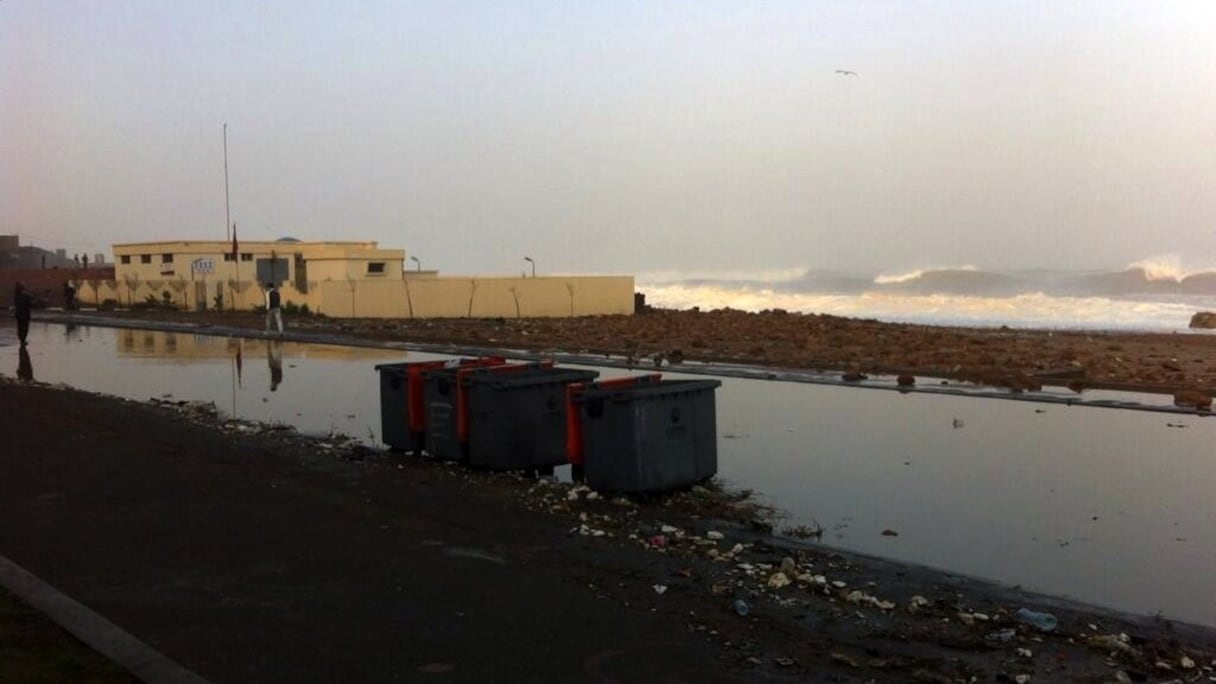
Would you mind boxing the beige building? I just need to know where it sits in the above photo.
[98,238,634,318]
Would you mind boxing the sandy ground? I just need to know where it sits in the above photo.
[82,308,1216,402]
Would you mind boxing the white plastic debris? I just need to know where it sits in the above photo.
[652,584,667,595]
[846,590,896,611]
[706,530,725,540]
[767,573,791,589]
[1089,633,1140,657]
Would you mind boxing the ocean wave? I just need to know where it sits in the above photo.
[640,282,1216,332]
[1127,254,1216,282]
[873,265,976,285]
[639,256,1216,300]
[636,267,809,285]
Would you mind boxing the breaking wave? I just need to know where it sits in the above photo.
[1128,255,1216,282]
[639,283,1215,332]
[636,267,809,285]
[639,258,1216,300]
[873,265,976,285]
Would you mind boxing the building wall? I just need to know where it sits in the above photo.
[105,240,634,318]
[111,240,404,312]
[317,275,634,318]
[1,267,114,307]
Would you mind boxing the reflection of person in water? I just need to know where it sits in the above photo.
[13,283,32,346]
[267,340,283,391]
[17,345,33,382]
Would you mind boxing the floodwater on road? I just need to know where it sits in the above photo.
[2,321,1213,627]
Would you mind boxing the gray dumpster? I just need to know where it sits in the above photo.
[374,362,413,452]
[424,364,598,468]
[376,357,506,453]
[575,379,721,493]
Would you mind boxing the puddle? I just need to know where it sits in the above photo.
[1,321,1213,626]
[2,322,402,443]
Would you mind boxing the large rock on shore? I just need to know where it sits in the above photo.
[1189,311,1216,329]
[1173,390,1213,410]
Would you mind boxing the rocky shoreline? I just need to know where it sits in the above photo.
[47,308,1216,404]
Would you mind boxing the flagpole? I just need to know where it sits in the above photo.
[232,222,238,312]
[223,123,231,242]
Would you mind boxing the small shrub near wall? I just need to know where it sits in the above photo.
[251,302,312,315]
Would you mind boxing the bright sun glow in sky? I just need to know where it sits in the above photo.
[3,1,1215,276]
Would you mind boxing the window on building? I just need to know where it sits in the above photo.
[120,255,131,264]
[367,262,386,274]
[162,253,173,263]
[140,254,152,264]
[223,253,235,262]
[240,253,253,262]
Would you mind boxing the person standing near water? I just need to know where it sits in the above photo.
[264,283,283,335]
[13,283,32,346]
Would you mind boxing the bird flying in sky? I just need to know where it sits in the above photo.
[835,70,858,76]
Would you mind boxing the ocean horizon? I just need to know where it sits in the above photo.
[638,259,1216,333]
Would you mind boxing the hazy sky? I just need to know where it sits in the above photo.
[3,1,1214,277]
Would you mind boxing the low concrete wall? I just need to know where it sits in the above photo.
[318,276,634,318]
[1,268,114,308]
[56,272,632,319]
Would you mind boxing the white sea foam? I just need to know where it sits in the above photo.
[641,282,1215,332]
[637,267,809,285]
[1127,254,1216,282]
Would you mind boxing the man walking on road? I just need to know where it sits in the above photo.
[13,283,32,346]
[264,283,283,335]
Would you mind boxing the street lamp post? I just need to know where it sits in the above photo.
[523,256,535,278]
[409,256,421,272]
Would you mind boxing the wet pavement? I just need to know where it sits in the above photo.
[1,320,1213,627]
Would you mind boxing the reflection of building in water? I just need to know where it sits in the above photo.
[113,329,403,362]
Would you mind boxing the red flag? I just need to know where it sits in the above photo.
[231,223,238,260]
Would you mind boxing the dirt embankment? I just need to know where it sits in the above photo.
[89,308,1216,398]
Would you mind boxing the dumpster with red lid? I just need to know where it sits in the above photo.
[566,374,662,465]
[571,376,721,493]
[374,357,505,453]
